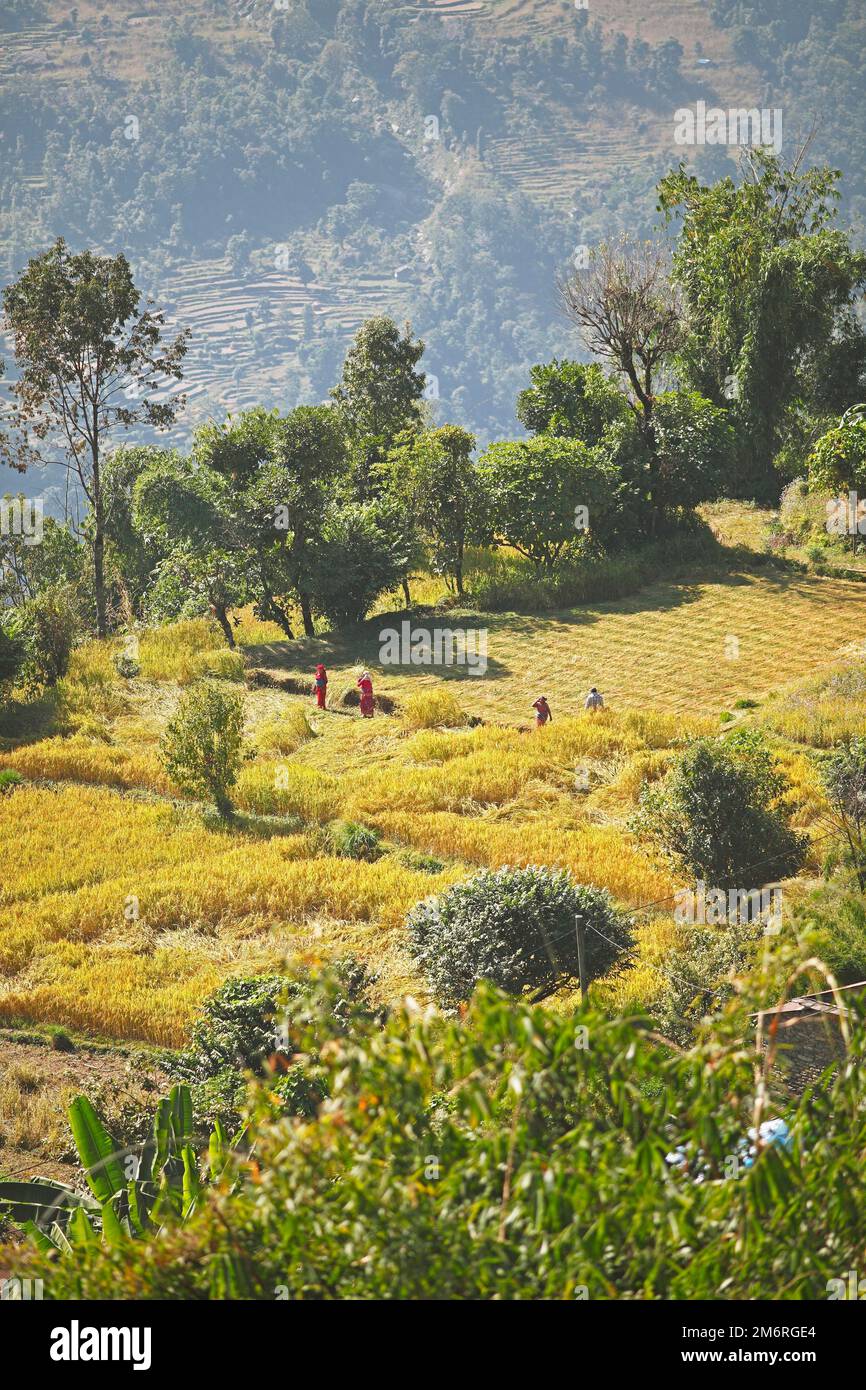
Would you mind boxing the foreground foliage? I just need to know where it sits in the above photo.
[10,978,866,1300]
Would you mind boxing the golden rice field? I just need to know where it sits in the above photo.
[241,566,866,722]
[0,556,857,1047]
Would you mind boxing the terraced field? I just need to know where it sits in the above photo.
[0,543,860,1046]
[159,257,415,431]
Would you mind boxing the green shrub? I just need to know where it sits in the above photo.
[171,962,378,1128]
[0,769,23,794]
[793,882,866,984]
[820,737,866,890]
[0,621,26,697]
[323,819,382,861]
[159,680,245,816]
[407,864,631,1007]
[17,583,82,689]
[654,920,766,1045]
[634,730,807,890]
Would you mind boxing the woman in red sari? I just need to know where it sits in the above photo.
[357,670,374,718]
[312,663,328,710]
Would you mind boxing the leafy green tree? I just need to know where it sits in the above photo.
[193,405,348,639]
[331,317,426,499]
[408,865,631,1007]
[132,449,252,646]
[0,509,85,608]
[516,360,628,443]
[658,151,866,498]
[2,239,189,635]
[0,620,26,701]
[807,411,866,544]
[159,681,245,818]
[476,436,617,567]
[635,730,807,891]
[308,500,408,627]
[601,389,735,524]
[385,425,480,595]
[99,446,174,620]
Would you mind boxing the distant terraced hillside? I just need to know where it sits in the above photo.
[159,257,416,434]
[0,0,810,462]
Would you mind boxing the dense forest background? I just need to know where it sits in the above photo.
[2,0,865,512]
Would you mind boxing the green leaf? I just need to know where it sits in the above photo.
[0,1179,85,1225]
[181,1146,201,1219]
[99,1198,127,1247]
[67,1206,98,1248]
[170,1084,193,1148]
[68,1096,125,1205]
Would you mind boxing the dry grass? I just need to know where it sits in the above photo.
[0,1065,79,1155]
[0,544,860,1046]
[241,568,866,722]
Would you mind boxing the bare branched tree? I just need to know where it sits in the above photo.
[558,235,682,530]
[558,236,682,422]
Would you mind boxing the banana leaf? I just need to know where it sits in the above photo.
[170,1084,193,1147]
[0,1179,86,1225]
[68,1096,126,1204]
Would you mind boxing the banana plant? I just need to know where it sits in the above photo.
[0,1084,241,1250]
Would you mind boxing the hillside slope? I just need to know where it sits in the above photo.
[0,0,820,489]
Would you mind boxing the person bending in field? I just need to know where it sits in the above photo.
[532,695,552,727]
[357,670,375,718]
[312,663,328,710]
[584,687,604,713]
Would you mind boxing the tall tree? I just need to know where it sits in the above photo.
[558,237,682,531]
[476,437,617,569]
[131,449,251,648]
[331,316,426,499]
[386,425,479,596]
[657,148,866,498]
[192,404,348,639]
[2,239,189,635]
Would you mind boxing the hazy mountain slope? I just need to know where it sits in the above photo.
[0,0,863,509]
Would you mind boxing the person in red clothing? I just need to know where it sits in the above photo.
[532,695,552,727]
[357,670,375,718]
[312,663,328,710]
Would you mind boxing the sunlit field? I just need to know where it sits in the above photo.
[233,566,866,720]
[0,555,849,1046]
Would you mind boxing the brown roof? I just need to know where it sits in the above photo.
[752,981,866,1022]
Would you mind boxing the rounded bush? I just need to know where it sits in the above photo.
[408,864,631,1007]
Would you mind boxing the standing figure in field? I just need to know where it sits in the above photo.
[358,669,375,718]
[584,686,604,713]
[532,695,552,727]
[312,663,328,710]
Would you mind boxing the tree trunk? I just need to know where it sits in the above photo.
[211,603,236,649]
[299,591,315,638]
[93,481,107,639]
[258,563,294,638]
[402,576,411,607]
